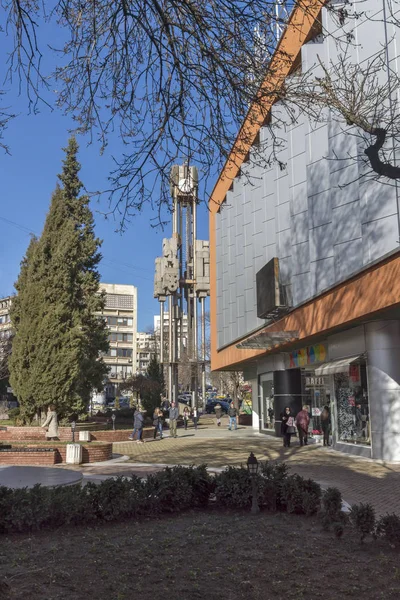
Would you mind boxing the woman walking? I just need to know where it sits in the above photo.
[295,405,310,447]
[280,406,295,448]
[192,406,198,431]
[41,404,59,440]
[321,404,331,446]
[183,406,190,430]
[153,408,164,440]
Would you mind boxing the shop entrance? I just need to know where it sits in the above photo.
[302,372,330,437]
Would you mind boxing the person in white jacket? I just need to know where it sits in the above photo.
[41,404,59,440]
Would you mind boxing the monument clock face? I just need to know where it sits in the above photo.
[178,178,193,194]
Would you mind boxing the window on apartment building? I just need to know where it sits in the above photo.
[105,316,133,327]
[109,332,133,343]
[117,348,132,358]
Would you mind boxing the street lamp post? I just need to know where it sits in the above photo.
[71,421,76,443]
[111,412,116,431]
[247,452,260,515]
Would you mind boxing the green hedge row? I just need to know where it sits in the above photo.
[0,462,399,547]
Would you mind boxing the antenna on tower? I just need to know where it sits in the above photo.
[274,0,289,42]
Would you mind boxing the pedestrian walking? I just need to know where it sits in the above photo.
[215,402,223,426]
[228,402,238,431]
[281,406,295,448]
[153,408,164,440]
[321,404,331,446]
[295,405,310,447]
[192,406,199,430]
[169,401,179,438]
[183,406,190,430]
[41,404,59,440]
[129,408,145,443]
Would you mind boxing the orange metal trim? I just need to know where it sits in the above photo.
[212,251,400,371]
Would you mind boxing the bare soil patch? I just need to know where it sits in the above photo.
[0,510,399,600]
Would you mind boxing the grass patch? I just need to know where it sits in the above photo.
[0,510,399,600]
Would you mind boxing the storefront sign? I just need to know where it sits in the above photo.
[305,376,326,386]
[289,344,327,368]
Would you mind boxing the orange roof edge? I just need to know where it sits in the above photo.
[208,0,324,214]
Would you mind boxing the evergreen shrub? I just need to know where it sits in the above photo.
[376,513,400,547]
[350,503,376,542]
[280,474,322,515]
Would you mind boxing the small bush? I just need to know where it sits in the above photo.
[214,467,261,509]
[350,503,376,542]
[259,460,289,511]
[320,487,347,531]
[376,513,400,547]
[7,408,20,420]
[280,475,322,515]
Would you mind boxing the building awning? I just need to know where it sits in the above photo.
[236,330,299,350]
[314,355,364,376]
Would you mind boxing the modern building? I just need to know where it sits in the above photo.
[136,332,156,375]
[154,312,188,357]
[99,284,137,399]
[210,1,400,461]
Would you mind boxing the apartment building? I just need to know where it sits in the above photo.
[136,331,156,375]
[153,312,188,357]
[100,284,137,398]
[0,297,12,340]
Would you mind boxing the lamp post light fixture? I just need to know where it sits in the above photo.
[247,452,260,515]
[71,421,76,443]
[111,412,116,431]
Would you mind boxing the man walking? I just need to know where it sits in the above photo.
[169,401,179,438]
[129,407,145,443]
[228,402,238,431]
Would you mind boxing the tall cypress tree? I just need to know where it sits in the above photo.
[10,138,109,421]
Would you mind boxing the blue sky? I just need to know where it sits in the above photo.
[0,101,210,331]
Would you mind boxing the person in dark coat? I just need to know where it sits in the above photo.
[295,405,310,447]
[129,408,145,443]
[321,404,331,446]
[153,408,164,440]
[280,406,295,448]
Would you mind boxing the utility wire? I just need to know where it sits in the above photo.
[0,215,153,280]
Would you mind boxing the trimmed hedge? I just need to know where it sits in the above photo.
[1,460,400,549]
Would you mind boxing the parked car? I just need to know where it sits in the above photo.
[205,400,230,414]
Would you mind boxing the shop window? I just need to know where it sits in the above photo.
[334,363,370,446]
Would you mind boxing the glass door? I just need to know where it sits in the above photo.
[259,373,274,431]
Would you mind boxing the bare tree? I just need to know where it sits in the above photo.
[1,0,321,226]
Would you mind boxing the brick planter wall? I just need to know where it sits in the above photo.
[0,450,57,465]
[0,426,159,443]
[0,443,112,465]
